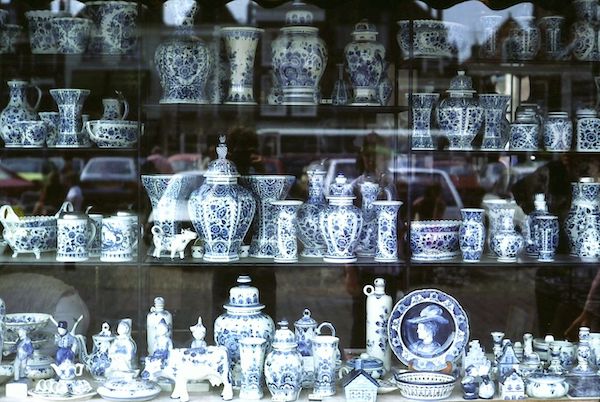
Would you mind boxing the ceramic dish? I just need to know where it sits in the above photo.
[388,289,469,371]
[97,378,161,401]
[28,391,97,402]
[3,312,52,334]
[410,220,461,261]
[395,371,456,400]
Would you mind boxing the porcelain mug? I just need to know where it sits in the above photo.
[101,215,136,262]
[13,120,48,148]
[312,322,339,397]
[101,97,129,120]
[116,211,141,256]
[57,213,96,262]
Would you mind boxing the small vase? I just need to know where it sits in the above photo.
[49,88,90,147]
[544,111,572,151]
[0,80,42,144]
[294,309,317,387]
[490,207,524,262]
[297,167,327,257]
[312,323,338,397]
[539,16,566,60]
[271,200,302,263]
[479,15,503,59]
[264,321,303,402]
[331,63,349,106]
[479,94,510,150]
[221,27,263,104]
[239,337,267,400]
[373,201,402,262]
[410,93,439,150]
[484,199,517,255]
[510,16,540,61]
[533,215,559,262]
[356,180,380,257]
[459,208,485,262]
[576,213,600,262]
[565,179,600,255]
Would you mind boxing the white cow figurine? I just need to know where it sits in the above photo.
[152,227,197,259]
[142,346,233,401]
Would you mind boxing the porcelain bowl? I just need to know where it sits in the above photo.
[4,313,52,334]
[526,373,569,398]
[2,216,58,257]
[410,220,461,261]
[86,119,142,148]
[397,20,468,59]
[395,371,456,400]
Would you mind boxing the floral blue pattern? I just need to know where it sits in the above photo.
[221,27,263,104]
[410,220,460,261]
[297,169,326,257]
[82,1,140,55]
[373,201,402,262]
[49,89,90,147]
[25,11,68,54]
[479,94,510,150]
[565,181,600,255]
[51,17,92,54]
[459,208,485,262]
[411,93,439,150]
[0,80,41,145]
[576,115,600,151]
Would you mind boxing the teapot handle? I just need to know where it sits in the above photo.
[316,322,336,337]
[0,205,18,223]
[30,84,42,112]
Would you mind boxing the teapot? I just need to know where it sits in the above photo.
[51,360,84,381]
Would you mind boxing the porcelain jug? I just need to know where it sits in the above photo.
[312,322,338,397]
[297,165,327,257]
[79,322,114,379]
[0,80,42,143]
[102,95,129,120]
[364,278,392,371]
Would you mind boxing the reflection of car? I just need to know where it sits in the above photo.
[0,163,36,203]
[321,158,463,219]
[0,157,83,183]
[80,157,138,210]
[168,153,206,173]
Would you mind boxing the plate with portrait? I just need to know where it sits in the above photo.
[387,288,469,371]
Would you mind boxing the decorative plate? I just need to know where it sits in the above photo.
[28,391,97,402]
[97,378,161,402]
[387,289,469,371]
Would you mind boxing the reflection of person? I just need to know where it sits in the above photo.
[13,329,33,381]
[64,172,83,211]
[407,305,448,356]
[412,183,446,220]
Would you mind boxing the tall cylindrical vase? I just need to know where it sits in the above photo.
[565,179,600,255]
[49,88,90,147]
[363,278,392,371]
[479,94,510,150]
[410,93,439,150]
[534,215,559,262]
[373,200,401,262]
[272,200,302,263]
[459,208,485,262]
[483,199,516,255]
[356,180,380,257]
[239,337,267,400]
[539,16,566,60]
[221,27,263,104]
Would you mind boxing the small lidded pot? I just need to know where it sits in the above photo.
[526,373,569,398]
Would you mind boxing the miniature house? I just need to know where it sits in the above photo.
[342,368,379,402]
[500,370,526,400]
[497,341,520,380]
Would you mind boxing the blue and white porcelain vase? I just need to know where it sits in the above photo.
[214,276,275,387]
[437,71,483,150]
[142,174,174,253]
[377,61,393,106]
[533,215,559,262]
[344,20,385,106]
[576,109,600,151]
[459,208,485,262]
[510,110,540,151]
[319,174,363,263]
[571,0,600,61]
[363,278,392,371]
[410,93,439,150]
[484,199,517,255]
[479,93,510,150]
[221,27,263,104]
[356,179,380,257]
[297,166,326,257]
[239,337,267,400]
[271,0,327,105]
[539,16,566,60]
[312,322,338,397]
[154,4,212,105]
[544,111,572,151]
[565,178,600,254]
[49,88,90,147]
[188,137,256,262]
[264,320,303,402]
[83,1,140,55]
[490,206,524,262]
[373,200,402,262]
[510,16,540,61]
[38,111,60,147]
[525,193,549,255]
[0,80,41,144]
[242,175,295,258]
[294,308,318,387]
[51,17,92,54]
[271,200,302,263]
[480,15,503,59]
[577,213,600,262]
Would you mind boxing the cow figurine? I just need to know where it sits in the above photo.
[152,227,197,259]
[142,346,233,401]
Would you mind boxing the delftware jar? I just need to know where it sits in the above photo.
[272,200,303,263]
[239,337,267,400]
[576,109,600,151]
[0,80,42,144]
[344,20,385,106]
[264,320,303,401]
[565,178,600,254]
[544,111,572,151]
[319,174,363,263]
[312,322,339,397]
[188,139,255,262]
[297,165,327,257]
[459,208,485,262]
[437,71,483,150]
[490,205,524,262]
[271,0,327,105]
[356,179,380,257]
[510,110,540,151]
[294,308,317,387]
[214,276,275,387]
[363,278,392,371]
[534,215,559,262]
[576,213,600,262]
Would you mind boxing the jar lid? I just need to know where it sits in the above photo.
[204,135,240,181]
[328,174,355,199]
[285,0,313,26]
[224,275,264,309]
[347,353,383,371]
[272,320,297,349]
[351,19,378,36]
[446,71,476,93]
[294,308,317,329]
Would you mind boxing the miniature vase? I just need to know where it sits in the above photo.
[0,80,41,144]
[294,309,318,387]
[525,194,549,255]
[272,200,302,263]
[312,322,338,397]
[363,278,392,371]
[373,200,402,262]
[437,71,483,150]
[221,27,263,104]
[239,337,267,400]
[410,93,439,150]
[189,139,255,262]
[146,297,172,356]
[565,179,600,254]
[576,110,600,151]
[297,167,327,257]
[49,88,90,147]
[82,1,140,55]
[459,208,485,262]
[480,15,503,59]
[490,206,524,262]
[479,93,510,150]
[331,63,349,105]
[214,276,275,387]
[533,215,559,262]
[271,0,327,105]
[242,175,295,258]
[319,174,363,263]
[544,111,572,151]
[264,321,303,401]
[576,213,600,261]
[539,16,566,60]
[344,20,385,106]
[510,16,540,61]
[356,179,380,257]
[510,110,540,151]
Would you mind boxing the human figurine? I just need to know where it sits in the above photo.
[13,329,33,381]
[461,365,479,400]
[106,318,137,377]
[190,316,207,350]
[477,361,495,399]
[50,315,84,365]
[100,322,111,336]
[151,319,173,365]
